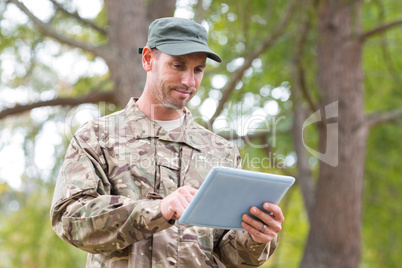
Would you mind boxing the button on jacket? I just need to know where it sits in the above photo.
[51,98,277,267]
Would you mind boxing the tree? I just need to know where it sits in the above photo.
[2,0,177,120]
[1,0,402,267]
[298,1,402,267]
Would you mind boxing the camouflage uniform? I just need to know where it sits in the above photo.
[51,98,277,267]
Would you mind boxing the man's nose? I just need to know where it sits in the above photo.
[181,70,196,88]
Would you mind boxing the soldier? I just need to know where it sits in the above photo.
[51,17,285,267]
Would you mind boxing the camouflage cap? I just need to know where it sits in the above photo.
[139,17,222,62]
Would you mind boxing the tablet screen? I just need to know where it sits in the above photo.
[178,167,295,230]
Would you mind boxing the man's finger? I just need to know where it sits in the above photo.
[178,186,197,202]
[263,203,285,223]
[248,207,282,234]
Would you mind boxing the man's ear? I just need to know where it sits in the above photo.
[142,47,154,72]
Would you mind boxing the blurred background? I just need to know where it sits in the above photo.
[0,0,401,267]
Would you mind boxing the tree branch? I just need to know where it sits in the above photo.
[260,135,296,177]
[292,101,315,221]
[49,0,107,35]
[293,9,318,113]
[360,19,402,42]
[217,129,295,177]
[208,0,299,126]
[366,108,402,128]
[0,91,116,120]
[9,0,107,59]
[291,0,316,221]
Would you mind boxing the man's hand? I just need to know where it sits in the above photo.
[160,186,197,221]
[241,202,284,244]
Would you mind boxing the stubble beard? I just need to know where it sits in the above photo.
[151,64,196,112]
[155,81,195,111]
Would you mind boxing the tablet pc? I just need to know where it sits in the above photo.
[178,167,295,230]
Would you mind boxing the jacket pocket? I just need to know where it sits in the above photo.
[158,164,180,197]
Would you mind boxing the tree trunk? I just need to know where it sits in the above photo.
[104,0,176,108]
[300,1,368,267]
[292,100,315,221]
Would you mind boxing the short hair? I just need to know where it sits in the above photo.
[151,48,160,59]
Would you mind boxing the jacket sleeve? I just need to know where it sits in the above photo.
[214,229,278,267]
[50,133,173,254]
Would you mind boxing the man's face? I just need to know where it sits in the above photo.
[149,51,207,110]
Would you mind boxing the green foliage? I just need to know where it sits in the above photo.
[261,187,309,268]
[0,186,86,268]
[205,0,297,102]
[363,0,402,112]
[361,123,402,268]
[360,1,402,267]
[71,73,111,96]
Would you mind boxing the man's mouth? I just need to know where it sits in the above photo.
[173,87,192,97]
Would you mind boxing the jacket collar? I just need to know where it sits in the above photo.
[124,98,205,151]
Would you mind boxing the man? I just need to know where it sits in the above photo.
[51,17,284,267]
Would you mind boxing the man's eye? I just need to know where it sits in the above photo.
[173,64,183,69]
[195,68,204,73]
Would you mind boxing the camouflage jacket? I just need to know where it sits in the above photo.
[51,98,277,267]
